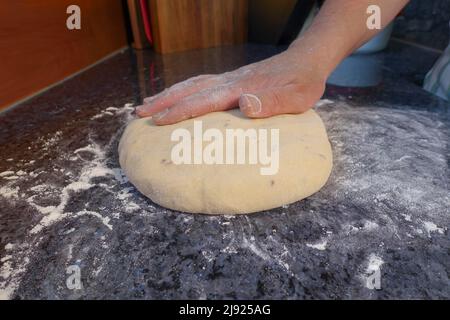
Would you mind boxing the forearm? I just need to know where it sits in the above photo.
[289,0,409,77]
[136,1,410,123]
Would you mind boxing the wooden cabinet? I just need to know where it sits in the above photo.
[0,0,127,110]
[132,0,248,54]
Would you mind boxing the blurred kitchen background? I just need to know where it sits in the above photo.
[0,0,448,111]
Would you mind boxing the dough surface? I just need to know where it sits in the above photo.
[119,109,332,214]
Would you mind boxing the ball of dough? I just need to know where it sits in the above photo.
[118,109,332,214]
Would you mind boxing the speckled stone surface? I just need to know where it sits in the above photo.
[393,0,450,51]
[0,42,448,299]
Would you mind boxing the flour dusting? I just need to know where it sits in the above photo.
[0,102,138,299]
[306,239,328,251]
[423,221,445,237]
[0,171,15,177]
[28,141,114,234]
[0,186,19,200]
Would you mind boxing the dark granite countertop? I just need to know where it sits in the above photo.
[0,41,449,299]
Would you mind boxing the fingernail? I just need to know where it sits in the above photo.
[240,94,262,115]
[153,108,169,120]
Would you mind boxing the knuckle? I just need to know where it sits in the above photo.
[270,90,284,108]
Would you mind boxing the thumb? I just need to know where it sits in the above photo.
[238,84,323,118]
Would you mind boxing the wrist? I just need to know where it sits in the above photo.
[285,38,336,82]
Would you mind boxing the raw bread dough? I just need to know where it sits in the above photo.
[118,109,332,214]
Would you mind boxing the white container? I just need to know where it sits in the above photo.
[327,54,383,87]
[355,22,394,54]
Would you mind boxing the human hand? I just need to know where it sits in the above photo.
[136,49,327,125]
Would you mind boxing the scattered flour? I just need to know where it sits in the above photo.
[201,250,215,263]
[91,103,134,120]
[241,236,293,277]
[0,102,140,300]
[29,142,114,234]
[73,210,113,230]
[363,220,379,231]
[402,214,412,222]
[117,187,133,200]
[423,221,445,237]
[74,145,104,159]
[39,131,62,151]
[66,244,74,262]
[112,212,121,219]
[91,113,105,120]
[4,243,15,251]
[0,171,15,177]
[29,184,49,192]
[242,237,271,261]
[306,240,328,251]
[315,99,334,107]
[3,176,18,181]
[0,251,30,300]
[0,186,19,200]
[124,201,140,213]
[64,228,76,235]
[395,155,412,162]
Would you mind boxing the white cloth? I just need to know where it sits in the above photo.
[423,22,450,101]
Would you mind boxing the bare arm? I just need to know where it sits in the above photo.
[289,0,409,76]
[137,0,409,125]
